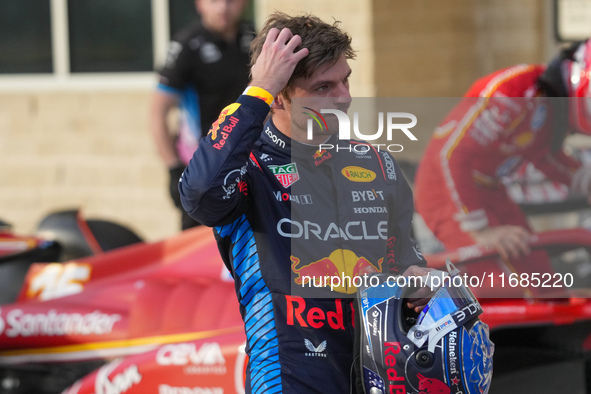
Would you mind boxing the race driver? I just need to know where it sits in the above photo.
[180,12,431,394]
[414,40,591,288]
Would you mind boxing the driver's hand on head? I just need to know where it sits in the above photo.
[250,28,309,97]
[401,265,435,313]
[470,225,531,262]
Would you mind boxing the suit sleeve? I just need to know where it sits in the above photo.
[387,154,428,273]
[179,95,271,226]
[438,97,521,232]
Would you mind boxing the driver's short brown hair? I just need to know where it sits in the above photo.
[250,12,355,100]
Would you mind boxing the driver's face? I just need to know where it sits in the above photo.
[284,55,352,137]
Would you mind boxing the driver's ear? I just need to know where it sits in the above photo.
[272,93,285,110]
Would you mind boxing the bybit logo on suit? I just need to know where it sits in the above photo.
[304,108,418,153]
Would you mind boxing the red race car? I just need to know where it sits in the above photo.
[0,220,590,393]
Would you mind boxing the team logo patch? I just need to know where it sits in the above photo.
[341,166,376,182]
[209,103,241,140]
[291,249,383,294]
[200,42,222,63]
[313,149,332,166]
[530,103,547,131]
[304,339,327,357]
[513,131,534,148]
[269,163,300,188]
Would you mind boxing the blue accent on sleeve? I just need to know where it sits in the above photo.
[157,83,182,95]
[216,215,283,394]
[180,87,202,140]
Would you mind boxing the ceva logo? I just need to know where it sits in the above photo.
[303,108,418,153]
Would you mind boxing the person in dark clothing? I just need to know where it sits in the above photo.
[151,0,253,230]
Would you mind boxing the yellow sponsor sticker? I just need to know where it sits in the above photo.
[514,131,533,147]
[341,166,376,182]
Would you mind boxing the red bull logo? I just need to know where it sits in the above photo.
[313,149,332,166]
[291,249,383,294]
[417,373,451,394]
[212,115,239,150]
[312,150,325,159]
[209,103,241,141]
[384,341,405,394]
[285,295,354,330]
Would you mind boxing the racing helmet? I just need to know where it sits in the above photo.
[540,39,591,134]
[563,39,591,134]
[357,260,494,394]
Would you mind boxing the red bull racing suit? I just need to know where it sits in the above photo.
[180,92,426,393]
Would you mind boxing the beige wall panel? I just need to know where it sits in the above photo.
[372,0,546,160]
[0,91,178,242]
[373,0,545,97]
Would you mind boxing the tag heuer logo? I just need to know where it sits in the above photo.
[269,163,300,188]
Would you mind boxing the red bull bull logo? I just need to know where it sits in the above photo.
[209,103,241,141]
[291,249,383,294]
[312,150,325,159]
[417,373,451,394]
[312,149,332,166]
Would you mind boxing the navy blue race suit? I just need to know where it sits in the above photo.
[180,93,427,393]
